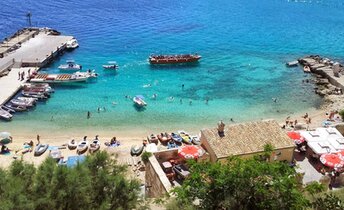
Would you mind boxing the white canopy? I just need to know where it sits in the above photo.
[307,141,339,155]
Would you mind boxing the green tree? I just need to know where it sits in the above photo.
[173,157,309,210]
[312,193,344,210]
[0,151,143,210]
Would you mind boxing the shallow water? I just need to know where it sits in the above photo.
[2,0,344,136]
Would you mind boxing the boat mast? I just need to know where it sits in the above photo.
[26,11,32,27]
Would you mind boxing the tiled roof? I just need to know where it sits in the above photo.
[201,120,294,158]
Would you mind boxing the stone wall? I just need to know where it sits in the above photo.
[145,154,173,198]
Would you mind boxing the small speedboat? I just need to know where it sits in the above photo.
[89,139,100,153]
[34,144,49,156]
[130,145,144,156]
[21,91,49,99]
[147,134,159,145]
[58,60,82,71]
[157,132,172,145]
[133,95,147,107]
[77,140,88,154]
[178,130,192,144]
[191,135,201,145]
[171,133,183,144]
[103,61,119,69]
[1,105,15,113]
[68,139,78,150]
[5,104,27,112]
[66,38,79,49]
[50,149,62,161]
[17,97,38,105]
[0,108,12,121]
[10,99,34,107]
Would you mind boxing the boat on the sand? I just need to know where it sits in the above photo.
[157,133,172,145]
[167,140,178,149]
[34,144,49,156]
[68,139,77,150]
[89,139,100,153]
[147,134,159,145]
[130,145,144,156]
[171,133,183,144]
[149,54,201,64]
[77,140,88,154]
[191,135,201,145]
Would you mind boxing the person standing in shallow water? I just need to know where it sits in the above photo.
[87,111,91,119]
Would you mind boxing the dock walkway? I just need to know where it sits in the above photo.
[0,28,73,105]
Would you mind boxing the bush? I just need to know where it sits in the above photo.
[339,110,344,122]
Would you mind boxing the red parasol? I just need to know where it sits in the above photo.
[320,153,344,168]
[178,145,203,159]
[337,150,344,160]
[287,131,305,145]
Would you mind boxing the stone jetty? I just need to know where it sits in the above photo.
[0,28,74,105]
[298,55,344,96]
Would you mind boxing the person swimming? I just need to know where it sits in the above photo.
[143,84,151,88]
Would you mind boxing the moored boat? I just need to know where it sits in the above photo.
[34,144,49,156]
[30,72,92,83]
[149,54,201,64]
[58,60,82,71]
[103,61,119,69]
[10,99,34,107]
[77,140,88,154]
[0,108,12,120]
[5,104,27,112]
[286,61,299,67]
[1,105,15,114]
[130,145,144,156]
[21,91,49,99]
[17,97,38,105]
[66,38,79,49]
[133,95,147,107]
[157,132,172,145]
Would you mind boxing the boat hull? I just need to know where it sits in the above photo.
[149,54,201,64]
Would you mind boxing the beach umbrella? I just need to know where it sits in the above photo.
[320,153,344,168]
[178,145,203,159]
[0,132,12,145]
[287,131,305,145]
[337,150,344,161]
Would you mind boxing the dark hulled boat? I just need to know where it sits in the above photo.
[149,54,201,64]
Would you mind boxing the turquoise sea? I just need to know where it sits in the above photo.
[1,0,344,136]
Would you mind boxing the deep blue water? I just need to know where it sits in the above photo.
[1,0,344,136]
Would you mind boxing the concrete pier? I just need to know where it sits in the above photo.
[0,28,74,105]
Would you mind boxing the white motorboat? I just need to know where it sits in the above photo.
[103,61,119,69]
[5,104,27,112]
[58,60,82,71]
[23,83,54,93]
[1,105,15,113]
[133,95,147,107]
[21,91,49,99]
[66,38,79,49]
[81,70,98,78]
[10,99,34,107]
[0,108,12,121]
[17,97,38,105]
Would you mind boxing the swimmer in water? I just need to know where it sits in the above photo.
[143,84,151,88]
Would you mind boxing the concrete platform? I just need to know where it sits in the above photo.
[0,28,73,105]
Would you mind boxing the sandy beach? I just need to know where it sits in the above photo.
[1,93,342,169]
